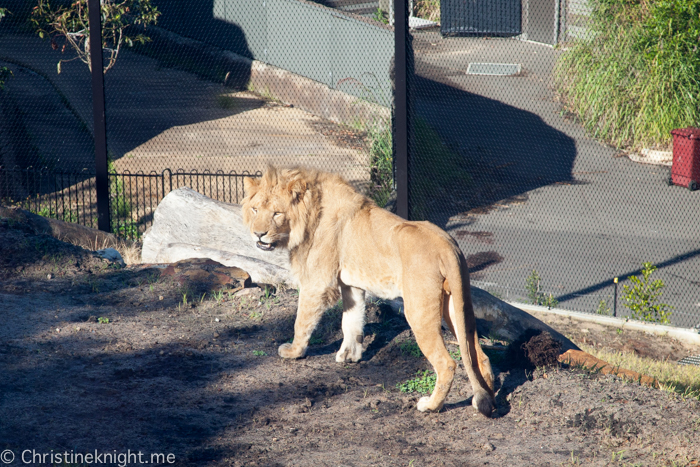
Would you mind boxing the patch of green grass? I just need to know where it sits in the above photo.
[252,350,267,357]
[397,370,436,394]
[97,317,109,324]
[365,120,394,208]
[400,339,422,358]
[555,0,700,151]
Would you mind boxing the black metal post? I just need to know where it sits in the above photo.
[88,0,111,232]
[613,277,618,317]
[394,0,409,219]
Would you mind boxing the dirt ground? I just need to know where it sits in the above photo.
[1,215,700,467]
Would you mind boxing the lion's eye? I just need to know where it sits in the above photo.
[251,207,257,214]
[273,212,282,218]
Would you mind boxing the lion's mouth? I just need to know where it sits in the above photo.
[256,240,276,251]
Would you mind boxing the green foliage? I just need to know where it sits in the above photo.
[596,299,612,316]
[372,8,389,24]
[97,316,109,324]
[399,340,422,358]
[621,262,673,323]
[525,269,559,308]
[108,160,139,239]
[252,350,267,356]
[31,0,160,74]
[396,370,436,394]
[366,120,394,208]
[555,0,700,151]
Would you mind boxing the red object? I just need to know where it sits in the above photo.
[670,127,700,191]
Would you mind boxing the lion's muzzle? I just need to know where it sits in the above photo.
[256,240,276,251]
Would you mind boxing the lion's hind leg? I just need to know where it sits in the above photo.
[443,293,495,417]
[403,291,456,413]
[336,285,366,363]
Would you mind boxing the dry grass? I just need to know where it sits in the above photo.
[413,0,440,22]
[580,344,700,400]
[59,234,142,266]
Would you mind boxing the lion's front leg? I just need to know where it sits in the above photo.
[278,288,328,359]
[336,285,366,363]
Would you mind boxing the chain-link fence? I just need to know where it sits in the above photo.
[1,0,699,328]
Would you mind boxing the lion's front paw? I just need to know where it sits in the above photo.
[335,339,363,363]
[278,343,304,359]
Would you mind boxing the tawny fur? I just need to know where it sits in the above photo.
[241,166,495,415]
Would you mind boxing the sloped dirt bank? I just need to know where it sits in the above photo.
[1,214,699,466]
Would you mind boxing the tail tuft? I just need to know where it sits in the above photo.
[472,389,495,417]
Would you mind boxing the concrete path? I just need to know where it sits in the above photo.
[412,31,700,327]
[0,33,369,186]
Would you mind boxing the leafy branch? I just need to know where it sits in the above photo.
[31,0,160,74]
[622,262,673,324]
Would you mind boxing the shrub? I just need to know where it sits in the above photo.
[555,0,700,151]
[525,269,559,308]
[621,262,673,323]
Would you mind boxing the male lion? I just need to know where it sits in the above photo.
[242,166,495,415]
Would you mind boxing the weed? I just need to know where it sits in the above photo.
[449,350,461,361]
[249,311,263,320]
[596,299,612,316]
[621,263,673,324]
[252,350,267,357]
[365,119,394,208]
[396,370,436,394]
[616,328,623,335]
[213,290,225,304]
[372,7,389,24]
[525,269,559,308]
[97,317,109,324]
[309,335,325,345]
[399,340,422,358]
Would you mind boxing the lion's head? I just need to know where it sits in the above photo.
[241,167,312,252]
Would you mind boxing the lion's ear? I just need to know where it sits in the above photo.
[243,176,260,196]
[286,178,307,201]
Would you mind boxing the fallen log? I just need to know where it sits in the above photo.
[143,187,577,350]
[141,187,292,285]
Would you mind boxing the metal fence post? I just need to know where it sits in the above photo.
[88,0,111,232]
[394,0,410,219]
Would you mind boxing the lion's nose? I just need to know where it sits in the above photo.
[254,230,268,239]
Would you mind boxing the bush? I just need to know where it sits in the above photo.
[555,0,700,151]
[621,262,673,324]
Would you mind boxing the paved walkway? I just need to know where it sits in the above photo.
[412,31,700,327]
[0,33,369,186]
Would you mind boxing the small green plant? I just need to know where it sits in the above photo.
[213,290,224,304]
[249,311,263,320]
[372,7,389,24]
[309,335,325,345]
[365,119,394,208]
[525,269,559,308]
[449,350,461,361]
[252,350,267,356]
[397,370,436,394]
[621,262,673,324]
[596,299,612,316]
[97,317,109,324]
[399,340,422,358]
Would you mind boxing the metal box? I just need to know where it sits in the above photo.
[670,127,700,191]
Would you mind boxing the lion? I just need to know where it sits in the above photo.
[241,166,495,415]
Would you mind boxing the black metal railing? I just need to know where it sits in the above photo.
[0,166,261,240]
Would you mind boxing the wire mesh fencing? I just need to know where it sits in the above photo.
[1,0,699,328]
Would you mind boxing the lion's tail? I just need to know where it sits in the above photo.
[444,250,496,417]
